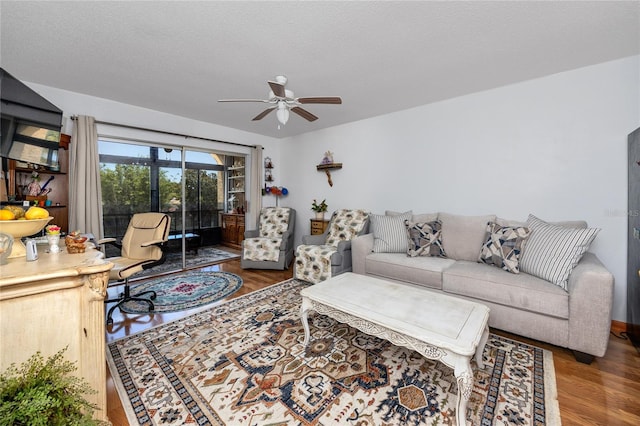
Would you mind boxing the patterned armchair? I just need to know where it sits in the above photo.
[294,209,369,284]
[241,207,296,270]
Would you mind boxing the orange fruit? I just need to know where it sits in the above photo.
[0,210,16,220]
[24,206,49,220]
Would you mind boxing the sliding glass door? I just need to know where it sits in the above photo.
[98,139,232,276]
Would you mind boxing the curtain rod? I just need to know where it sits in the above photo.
[70,115,261,149]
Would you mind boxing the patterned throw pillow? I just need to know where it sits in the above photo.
[519,214,599,290]
[370,211,412,253]
[478,222,531,273]
[405,220,446,258]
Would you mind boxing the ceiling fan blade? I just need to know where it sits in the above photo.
[291,106,318,122]
[218,99,269,103]
[252,107,276,121]
[297,97,342,104]
[268,81,286,98]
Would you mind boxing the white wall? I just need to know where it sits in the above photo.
[280,56,640,323]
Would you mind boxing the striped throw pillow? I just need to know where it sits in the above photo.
[370,211,412,253]
[520,214,599,290]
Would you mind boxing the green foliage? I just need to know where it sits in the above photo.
[311,199,328,212]
[100,164,220,215]
[0,348,105,426]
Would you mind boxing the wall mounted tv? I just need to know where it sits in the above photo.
[0,68,63,168]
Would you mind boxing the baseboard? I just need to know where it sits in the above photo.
[611,320,627,335]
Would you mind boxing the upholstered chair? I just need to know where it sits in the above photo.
[294,209,369,284]
[241,207,296,270]
[100,212,171,324]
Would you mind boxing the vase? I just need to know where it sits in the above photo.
[315,212,325,220]
[47,234,60,253]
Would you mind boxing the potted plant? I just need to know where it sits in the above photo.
[0,347,106,425]
[311,199,328,220]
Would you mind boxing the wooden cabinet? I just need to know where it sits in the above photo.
[0,249,113,423]
[221,213,245,249]
[6,147,69,233]
[310,218,330,235]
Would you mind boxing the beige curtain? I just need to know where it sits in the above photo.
[69,116,104,239]
[248,145,263,229]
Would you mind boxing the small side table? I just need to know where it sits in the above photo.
[310,218,330,235]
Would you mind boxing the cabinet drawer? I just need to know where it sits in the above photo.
[310,219,329,235]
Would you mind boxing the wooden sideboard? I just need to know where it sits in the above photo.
[221,213,245,249]
[0,248,113,423]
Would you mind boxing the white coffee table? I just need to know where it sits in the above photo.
[300,272,490,426]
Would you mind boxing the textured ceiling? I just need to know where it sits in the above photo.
[1,1,638,139]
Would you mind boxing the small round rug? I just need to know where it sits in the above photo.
[121,271,243,314]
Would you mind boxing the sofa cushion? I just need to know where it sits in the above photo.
[405,220,446,258]
[443,261,569,319]
[519,214,599,291]
[365,252,455,290]
[478,222,531,273]
[497,217,587,229]
[370,211,412,253]
[439,212,496,262]
[387,210,438,224]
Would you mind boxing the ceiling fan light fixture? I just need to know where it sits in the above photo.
[276,102,289,125]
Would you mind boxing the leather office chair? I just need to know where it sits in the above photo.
[101,212,171,324]
[241,207,296,270]
[294,209,369,284]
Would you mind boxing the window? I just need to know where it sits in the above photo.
[97,139,240,261]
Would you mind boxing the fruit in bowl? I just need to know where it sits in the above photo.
[0,216,53,258]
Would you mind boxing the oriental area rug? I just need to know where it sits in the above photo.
[121,271,243,314]
[107,279,560,425]
[135,247,240,279]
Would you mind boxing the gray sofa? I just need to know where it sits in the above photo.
[352,211,614,363]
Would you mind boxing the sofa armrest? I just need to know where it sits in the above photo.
[302,234,325,245]
[280,230,294,250]
[352,233,374,275]
[567,252,614,358]
[336,240,352,254]
[244,229,259,239]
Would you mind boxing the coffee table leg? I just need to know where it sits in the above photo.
[475,325,489,369]
[300,297,312,346]
[455,359,473,426]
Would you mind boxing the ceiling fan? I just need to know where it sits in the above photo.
[218,76,342,126]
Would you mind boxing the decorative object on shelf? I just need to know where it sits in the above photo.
[311,198,328,219]
[27,171,41,196]
[321,151,334,165]
[45,224,61,253]
[65,231,88,254]
[264,185,289,206]
[264,156,274,182]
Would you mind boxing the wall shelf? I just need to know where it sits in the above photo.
[316,163,342,187]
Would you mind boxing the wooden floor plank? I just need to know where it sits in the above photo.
[104,258,640,425]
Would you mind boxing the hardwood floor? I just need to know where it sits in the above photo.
[104,259,640,425]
